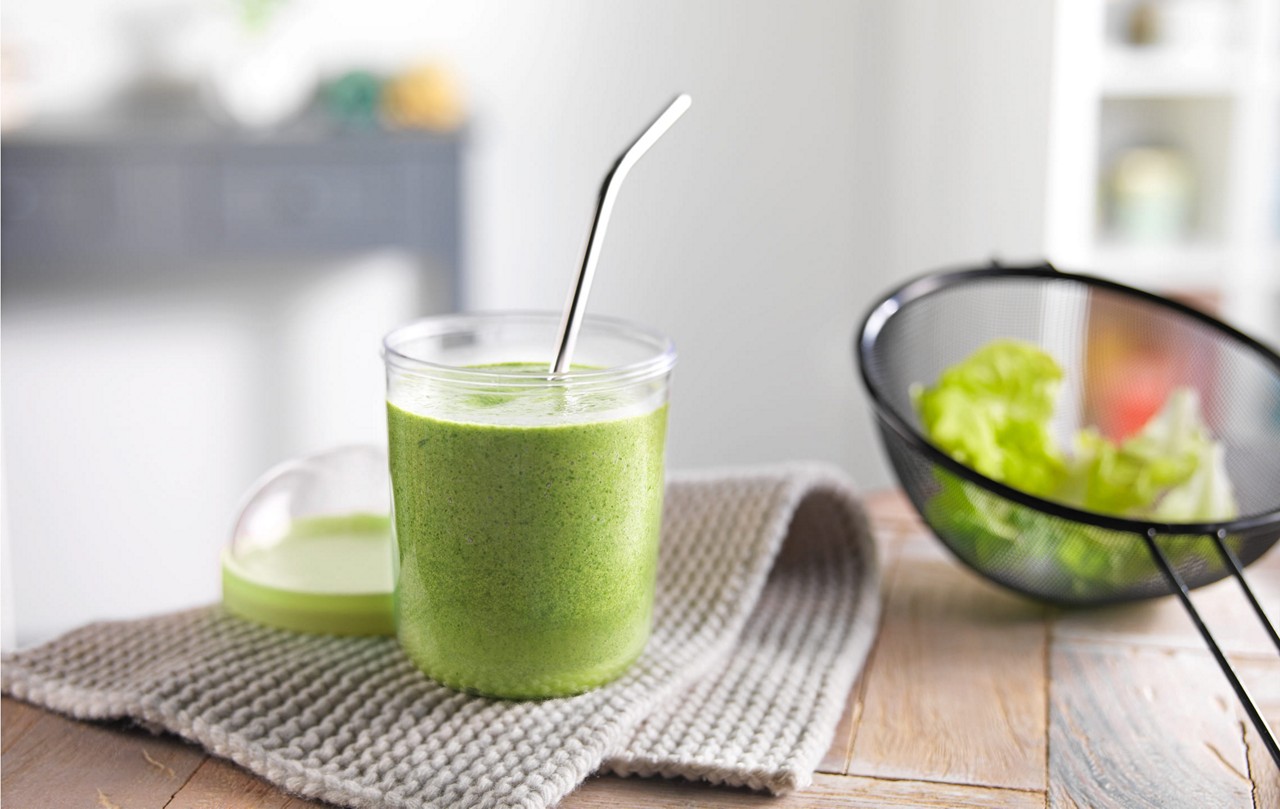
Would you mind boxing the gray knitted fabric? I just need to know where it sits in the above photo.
[2,464,880,809]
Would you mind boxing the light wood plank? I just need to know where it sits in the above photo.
[1,699,207,809]
[816,490,919,777]
[847,544,1049,791]
[166,756,331,809]
[1,697,45,754]
[562,772,1043,808]
[1235,658,1280,809]
[1052,548,1280,657]
[817,673,864,775]
[1049,642,1253,809]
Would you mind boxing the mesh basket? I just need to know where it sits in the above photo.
[858,263,1280,605]
[857,262,1280,765]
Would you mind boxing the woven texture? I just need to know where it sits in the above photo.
[2,464,880,809]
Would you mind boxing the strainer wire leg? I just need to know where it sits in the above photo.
[1141,529,1280,768]
[1210,528,1280,654]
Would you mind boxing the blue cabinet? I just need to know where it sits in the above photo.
[2,129,461,304]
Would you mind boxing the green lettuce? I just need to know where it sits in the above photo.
[915,341,1239,598]
[913,339,1065,497]
[1061,388,1237,521]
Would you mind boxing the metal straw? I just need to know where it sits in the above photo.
[550,93,692,375]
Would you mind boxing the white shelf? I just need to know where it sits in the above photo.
[1100,48,1243,97]
[1048,0,1279,345]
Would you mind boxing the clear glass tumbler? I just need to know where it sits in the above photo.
[383,312,675,699]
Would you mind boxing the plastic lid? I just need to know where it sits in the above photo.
[222,445,395,636]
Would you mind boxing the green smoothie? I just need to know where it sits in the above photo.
[387,368,668,699]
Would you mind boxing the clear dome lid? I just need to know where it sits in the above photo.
[221,445,395,636]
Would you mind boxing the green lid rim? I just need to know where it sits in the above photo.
[221,548,395,637]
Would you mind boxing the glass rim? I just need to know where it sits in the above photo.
[382,311,677,387]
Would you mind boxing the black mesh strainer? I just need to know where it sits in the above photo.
[857,261,1280,766]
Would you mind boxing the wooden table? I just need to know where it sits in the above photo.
[4,491,1278,808]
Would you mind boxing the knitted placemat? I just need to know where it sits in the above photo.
[2,464,880,809]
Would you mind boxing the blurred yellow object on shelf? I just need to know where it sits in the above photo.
[382,63,465,132]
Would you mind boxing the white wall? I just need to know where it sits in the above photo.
[1,0,1056,648]
[1,259,426,647]
[868,0,1055,277]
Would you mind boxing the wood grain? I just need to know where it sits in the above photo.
[817,673,866,775]
[1,696,206,809]
[1235,658,1280,809]
[1,698,45,754]
[167,756,329,809]
[562,772,1043,808]
[846,536,1049,792]
[1048,642,1254,809]
[815,493,916,777]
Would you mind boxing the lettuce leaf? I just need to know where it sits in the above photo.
[913,339,1065,497]
[1057,388,1237,521]
[915,341,1240,597]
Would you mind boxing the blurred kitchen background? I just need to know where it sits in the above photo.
[2,0,1277,649]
